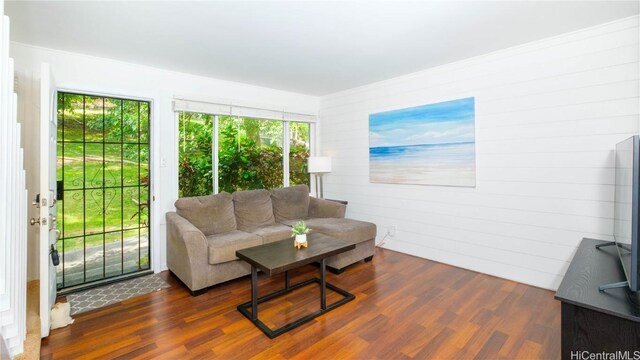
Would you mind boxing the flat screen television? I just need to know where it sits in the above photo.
[610,135,640,292]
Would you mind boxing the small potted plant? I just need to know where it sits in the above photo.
[291,221,310,249]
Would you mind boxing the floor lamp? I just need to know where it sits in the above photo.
[308,156,332,198]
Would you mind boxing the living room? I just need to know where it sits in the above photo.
[1,1,639,359]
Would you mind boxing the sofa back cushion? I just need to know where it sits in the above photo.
[174,192,236,236]
[270,184,310,222]
[232,189,275,230]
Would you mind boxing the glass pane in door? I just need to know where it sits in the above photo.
[56,92,151,291]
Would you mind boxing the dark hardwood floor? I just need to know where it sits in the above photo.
[41,248,560,359]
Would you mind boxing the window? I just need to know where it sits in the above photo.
[218,116,284,192]
[289,122,310,186]
[178,111,313,197]
[178,112,213,197]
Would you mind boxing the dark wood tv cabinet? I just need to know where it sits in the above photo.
[555,238,640,359]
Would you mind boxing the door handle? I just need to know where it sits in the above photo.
[31,217,47,226]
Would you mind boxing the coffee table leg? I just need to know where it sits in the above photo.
[320,259,327,310]
[251,265,258,320]
[285,270,290,289]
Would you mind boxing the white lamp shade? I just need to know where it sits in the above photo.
[308,156,332,173]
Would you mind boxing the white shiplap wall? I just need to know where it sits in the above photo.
[318,16,640,290]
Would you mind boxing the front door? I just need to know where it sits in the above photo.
[55,91,151,292]
[39,63,58,337]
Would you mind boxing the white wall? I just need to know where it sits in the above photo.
[11,42,319,281]
[318,16,640,290]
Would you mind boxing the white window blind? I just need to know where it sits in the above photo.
[173,98,317,123]
[283,112,316,123]
[173,99,231,116]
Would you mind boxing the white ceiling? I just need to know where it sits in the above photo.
[5,1,639,96]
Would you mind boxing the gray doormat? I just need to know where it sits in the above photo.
[66,274,171,315]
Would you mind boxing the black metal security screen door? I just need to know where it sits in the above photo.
[56,92,151,291]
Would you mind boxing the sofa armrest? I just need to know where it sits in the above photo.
[166,212,209,291]
[309,197,346,218]
[166,212,208,251]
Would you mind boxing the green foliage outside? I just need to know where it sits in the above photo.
[178,112,213,197]
[56,94,150,253]
[217,116,284,193]
[179,113,310,197]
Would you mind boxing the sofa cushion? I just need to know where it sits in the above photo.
[174,192,236,236]
[233,189,276,231]
[270,184,310,222]
[246,224,293,244]
[206,230,263,265]
[309,197,347,218]
[284,218,376,244]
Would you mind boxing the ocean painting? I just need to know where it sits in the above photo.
[369,97,476,187]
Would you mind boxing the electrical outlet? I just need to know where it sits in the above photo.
[387,225,396,237]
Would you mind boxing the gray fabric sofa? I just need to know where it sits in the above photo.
[166,184,377,295]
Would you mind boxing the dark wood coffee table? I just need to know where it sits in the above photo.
[235,232,356,338]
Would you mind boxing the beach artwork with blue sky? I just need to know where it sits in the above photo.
[369,97,476,187]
